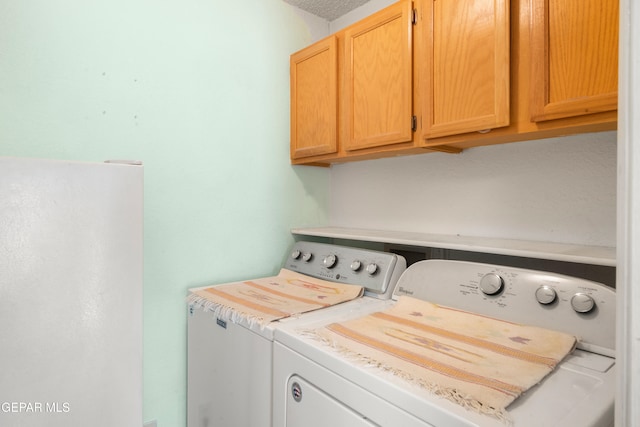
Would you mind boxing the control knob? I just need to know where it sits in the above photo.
[571,293,595,313]
[365,263,378,275]
[323,254,337,269]
[301,252,312,262]
[479,273,504,295]
[535,285,557,305]
[350,260,362,272]
[291,250,301,260]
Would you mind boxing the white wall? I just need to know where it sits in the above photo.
[331,132,617,246]
[329,0,395,32]
[290,5,331,42]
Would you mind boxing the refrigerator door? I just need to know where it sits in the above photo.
[0,158,143,427]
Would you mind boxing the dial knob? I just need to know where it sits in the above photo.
[291,250,301,260]
[365,263,378,275]
[323,254,337,269]
[479,273,504,295]
[350,260,362,272]
[301,252,312,262]
[535,285,557,305]
[571,293,595,313]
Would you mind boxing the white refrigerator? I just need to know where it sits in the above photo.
[0,157,143,427]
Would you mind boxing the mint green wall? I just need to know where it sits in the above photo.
[0,1,329,425]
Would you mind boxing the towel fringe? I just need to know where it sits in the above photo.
[187,294,269,330]
[300,328,513,425]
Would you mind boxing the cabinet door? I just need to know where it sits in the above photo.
[530,0,618,122]
[420,0,510,139]
[290,36,338,160]
[343,1,413,152]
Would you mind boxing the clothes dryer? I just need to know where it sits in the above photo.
[187,241,406,427]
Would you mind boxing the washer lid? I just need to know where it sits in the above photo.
[276,320,615,427]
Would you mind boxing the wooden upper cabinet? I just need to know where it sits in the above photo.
[343,1,413,152]
[530,0,619,122]
[289,0,617,166]
[290,35,338,160]
[420,0,510,139]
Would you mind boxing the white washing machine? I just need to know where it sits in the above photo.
[273,259,616,427]
[187,241,406,427]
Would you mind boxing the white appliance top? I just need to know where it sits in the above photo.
[188,241,406,339]
[274,259,616,426]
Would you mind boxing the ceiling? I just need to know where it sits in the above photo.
[283,0,371,21]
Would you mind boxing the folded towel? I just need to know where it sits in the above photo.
[313,295,576,421]
[188,269,364,327]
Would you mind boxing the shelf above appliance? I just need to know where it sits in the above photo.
[291,227,616,267]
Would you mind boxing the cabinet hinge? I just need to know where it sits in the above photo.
[411,115,417,132]
[412,9,418,25]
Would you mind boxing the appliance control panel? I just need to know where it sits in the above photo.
[393,260,616,356]
[284,241,406,300]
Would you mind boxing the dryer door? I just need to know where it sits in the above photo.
[286,375,378,426]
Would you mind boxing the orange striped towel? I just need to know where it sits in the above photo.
[188,269,364,326]
[313,296,576,420]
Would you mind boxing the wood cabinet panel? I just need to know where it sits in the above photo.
[343,1,413,151]
[420,0,510,138]
[290,36,338,160]
[289,0,617,165]
[530,0,619,122]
